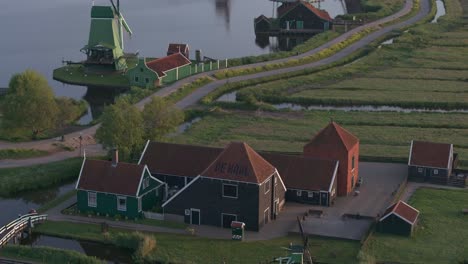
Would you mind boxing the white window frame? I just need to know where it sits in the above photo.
[155,187,159,197]
[117,196,127,212]
[434,169,439,175]
[88,192,97,207]
[418,167,423,173]
[307,191,313,198]
[142,177,149,189]
[351,155,355,171]
[222,183,238,199]
[138,197,142,212]
[264,179,270,194]
[296,190,302,197]
[190,208,201,225]
[221,213,238,228]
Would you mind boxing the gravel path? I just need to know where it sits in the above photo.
[0,0,430,168]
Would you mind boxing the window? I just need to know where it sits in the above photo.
[434,169,439,175]
[142,177,149,189]
[264,179,270,194]
[307,191,314,198]
[352,156,355,170]
[145,78,149,84]
[140,68,144,72]
[134,76,139,82]
[222,184,238,198]
[117,196,127,211]
[138,197,142,212]
[296,190,302,197]
[88,192,97,207]
[418,167,423,173]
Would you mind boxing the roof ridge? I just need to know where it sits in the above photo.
[243,142,270,181]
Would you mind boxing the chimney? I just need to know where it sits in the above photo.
[112,149,119,167]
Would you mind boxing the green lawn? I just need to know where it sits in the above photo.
[35,221,360,263]
[361,188,468,263]
[171,111,468,167]
[53,65,130,88]
[0,158,82,197]
[0,148,49,160]
[0,245,102,264]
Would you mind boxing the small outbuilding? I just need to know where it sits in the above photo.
[76,150,166,219]
[408,140,454,184]
[278,1,332,32]
[167,43,190,59]
[378,200,420,236]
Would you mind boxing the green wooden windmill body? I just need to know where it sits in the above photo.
[81,3,132,71]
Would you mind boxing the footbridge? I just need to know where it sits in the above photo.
[0,213,47,247]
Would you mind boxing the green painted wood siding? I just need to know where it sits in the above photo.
[77,190,140,219]
[127,58,159,88]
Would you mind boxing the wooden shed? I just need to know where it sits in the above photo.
[378,200,420,236]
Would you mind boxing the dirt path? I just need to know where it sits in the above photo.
[0,0,430,168]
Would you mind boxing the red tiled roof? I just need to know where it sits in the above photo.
[201,142,276,184]
[140,142,222,177]
[261,152,338,191]
[146,53,191,77]
[409,141,452,168]
[168,43,188,54]
[77,159,145,196]
[305,122,359,152]
[381,200,419,225]
[278,1,332,21]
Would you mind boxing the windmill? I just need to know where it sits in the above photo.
[81,0,133,71]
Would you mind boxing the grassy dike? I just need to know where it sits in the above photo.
[0,158,82,197]
[0,149,48,160]
[0,246,103,264]
[35,221,360,263]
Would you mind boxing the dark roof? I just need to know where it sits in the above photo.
[77,159,145,196]
[167,44,189,54]
[304,122,359,152]
[140,142,222,177]
[201,142,276,184]
[409,141,452,168]
[381,200,419,225]
[261,152,338,191]
[278,1,332,21]
[91,6,115,19]
[146,53,191,76]
[254,15,271,24]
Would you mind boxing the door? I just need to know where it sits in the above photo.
[190,209,200,225]
[222,214,237,228]
[424,168,431,181]
[297,21,304,29]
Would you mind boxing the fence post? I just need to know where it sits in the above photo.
[225,58,228,68]
[202,63,204,72]
[217,60,220,70]
[210,61,212,71]
[195,64,198,73]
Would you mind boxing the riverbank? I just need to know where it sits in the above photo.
[0,245,102,264]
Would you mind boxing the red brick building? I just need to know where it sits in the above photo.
[303,122,359,196]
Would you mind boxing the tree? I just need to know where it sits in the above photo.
[95,98,144,161]
[142,96,184,141]
[56,97,86,128]
[3,70,59,138]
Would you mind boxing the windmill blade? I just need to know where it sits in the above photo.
[120,15,133,35]
[109,0,120,16]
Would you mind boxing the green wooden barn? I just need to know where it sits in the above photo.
[76,151,166,219]
[377,200,420,236]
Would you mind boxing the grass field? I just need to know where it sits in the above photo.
[0,148,48,160]
[0,245,102,264]
[0,158,82,197]
[361,188,468,263]
[35,221,360,263]
[171,110,468,166]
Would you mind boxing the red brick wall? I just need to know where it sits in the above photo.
[303,142,359,196]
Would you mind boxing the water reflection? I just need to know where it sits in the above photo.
[255,35,313,52]
[215,0,231,30]
[83,86,128,121]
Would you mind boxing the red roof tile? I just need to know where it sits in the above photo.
[77,159,145,196]
[278,1,332,21]
[381,200,419,225]
[201,142,276,184]
[305,122,359,152]
[409,141,452,168]
[146,53,191,77]
[261,152,338,191]
[140,142,222,177]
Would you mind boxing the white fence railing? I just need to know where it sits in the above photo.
[0,214,47,247]
[143,211,164,221]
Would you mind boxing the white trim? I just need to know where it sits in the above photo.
[380,201,419,225]
[190,208,201,225]
[87,192,97,207]
[135,166,164,197]
[329,161,339,193]
[296,190,302,197]
[146,166,165,185]
[221,213,237,227]
[409,164,449,170]
[448,144,453,169]
[264,178,271,194]
[408,140,413,166]
[379,211,417,226]
[222,183,238,199]
[264,207,270,224]
[307,191,314,198]
[274,169,287,192]
[138,140,150,165]
[117,196,127,212]
[259,172,276,185]
[162,175,201,207]
[138,197,142,212]
[75,156,87,190]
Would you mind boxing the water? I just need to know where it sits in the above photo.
[382,38,394,45]
[170,117,202,136]
[216,91,238,102]
[431,0,446,23]
[21,234,133,264]
[0,182,75,227]
[273,103,468,113]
